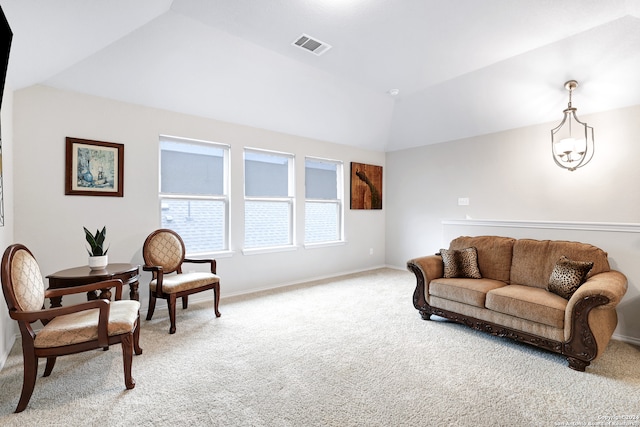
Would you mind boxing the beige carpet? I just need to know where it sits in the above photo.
[0,268,639,426]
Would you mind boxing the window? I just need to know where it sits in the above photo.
[159,136,229,254]
[305,158,343,244]
[244,149,294,249]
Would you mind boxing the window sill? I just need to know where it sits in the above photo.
[304,240,346,249]
[186,250,235,259]
[242,245,299,256]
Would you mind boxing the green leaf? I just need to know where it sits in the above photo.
[84,226,107,256]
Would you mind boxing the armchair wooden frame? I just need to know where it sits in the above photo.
[142,229,221,334]
[1,244,143,413]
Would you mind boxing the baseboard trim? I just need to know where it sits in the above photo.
[219,265,389,300]
[0,334,16,373]
[613,333,640,347]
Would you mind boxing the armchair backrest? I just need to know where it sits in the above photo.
[142,229,186,274]
[1,244,45,313]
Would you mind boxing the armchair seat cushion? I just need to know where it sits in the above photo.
[485,285,567,329]
[34,300,140,348]
[150,272,219,294]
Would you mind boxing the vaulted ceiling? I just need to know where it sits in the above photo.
[2,0,640,151]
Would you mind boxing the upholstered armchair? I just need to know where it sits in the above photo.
[142,229,221,334]
[0,244,142,412]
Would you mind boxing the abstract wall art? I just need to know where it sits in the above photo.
[350,162,382,210]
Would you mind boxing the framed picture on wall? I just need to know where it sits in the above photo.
[65,137,124,197]
[350,162,382,210]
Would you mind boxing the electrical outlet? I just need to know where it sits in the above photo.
[458,197,469,206]
[369,248,374,255]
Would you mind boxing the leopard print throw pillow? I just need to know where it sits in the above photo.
[548,256,593,300]
[439,247,482,279]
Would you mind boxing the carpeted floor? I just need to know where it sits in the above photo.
[0,268,639,426]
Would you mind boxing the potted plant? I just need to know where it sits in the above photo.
[84,226,109,270]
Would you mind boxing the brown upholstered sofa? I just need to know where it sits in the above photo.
[407,235,627,371]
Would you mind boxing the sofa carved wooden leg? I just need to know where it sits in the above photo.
[567,357,589,372]
[182,295,188,309]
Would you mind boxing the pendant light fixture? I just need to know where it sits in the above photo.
[550,80,594,171]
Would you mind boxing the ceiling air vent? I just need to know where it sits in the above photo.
[292,34,332,56]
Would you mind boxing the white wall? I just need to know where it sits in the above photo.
[11,85,385,310]
[385,104,640,343]
[0,87,15,367]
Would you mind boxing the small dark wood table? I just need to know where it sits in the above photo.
[46,263,140,308]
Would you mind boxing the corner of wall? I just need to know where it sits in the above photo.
[0,87,16,371]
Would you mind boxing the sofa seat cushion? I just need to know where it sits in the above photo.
[485,285,567,328]
[430,278,507,308]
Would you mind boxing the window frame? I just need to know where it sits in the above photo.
[242,147,296,253]
[158,135,231,256]
[304,156,344,247]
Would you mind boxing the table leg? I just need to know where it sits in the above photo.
[98,289,112,301]
[129,280,140,301]
[49,296,62,308]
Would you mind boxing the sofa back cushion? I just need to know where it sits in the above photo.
[449,236,515,283]
[510,239,610,289]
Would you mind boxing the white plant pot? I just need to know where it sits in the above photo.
[88,255,108,271]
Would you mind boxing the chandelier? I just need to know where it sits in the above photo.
[550,80,594,171]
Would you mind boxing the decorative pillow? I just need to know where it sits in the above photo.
[439,247,482,279]
[548,256,593,300]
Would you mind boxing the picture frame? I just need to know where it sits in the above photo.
[65,137,124,197]
[350,162,383,210]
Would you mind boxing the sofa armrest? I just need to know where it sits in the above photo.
[568,270,628,310]
[408,255,443,281]
[563,270,628,363]
[407,255,443,310]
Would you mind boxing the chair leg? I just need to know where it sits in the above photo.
[168,294,177,334]
[133,316,143,355]
[16,349,38,413]
[182,295,188,309]
[213,282,221,317]
[146,293,157,321]
[120,333,136,390]
[43,357,57,377]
